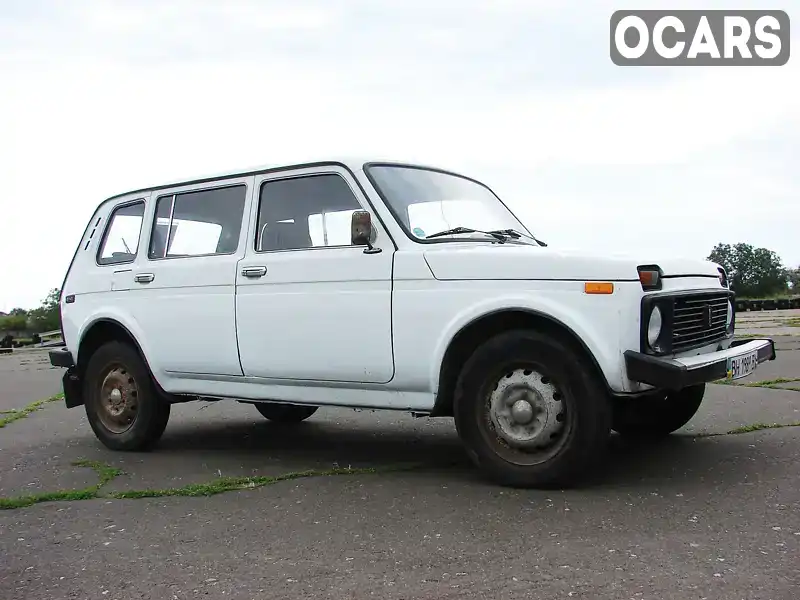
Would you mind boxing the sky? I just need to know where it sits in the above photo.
[1,0,798,311]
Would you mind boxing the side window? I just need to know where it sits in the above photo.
[97,201,145,265]
[148,184,246,259]
[256,174,362,252]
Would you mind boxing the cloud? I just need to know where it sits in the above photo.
[0,0,798,310]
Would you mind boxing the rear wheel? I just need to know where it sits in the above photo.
[83,340,170,451]
[254,402,318,423]
[612,384,705,439]
[453,329,612,488]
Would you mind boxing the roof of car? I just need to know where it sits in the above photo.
[105,155,456,203]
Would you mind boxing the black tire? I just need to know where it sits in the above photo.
[453,329,612,488]
[254,402,318,423]
[83,340,170,451]
[612,384,705,439]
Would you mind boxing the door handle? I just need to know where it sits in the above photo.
[134,273,155,284]
[241,266,267,278]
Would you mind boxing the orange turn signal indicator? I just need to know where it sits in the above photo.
[584,281,614,295]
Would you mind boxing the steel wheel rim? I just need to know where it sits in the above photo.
[97,364,139,434]
[480,364,571,466]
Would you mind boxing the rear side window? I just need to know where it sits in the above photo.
[97,201,145,265]
[148,184,247,259]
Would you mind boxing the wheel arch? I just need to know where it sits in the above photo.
[76,318,168,396]
[430,308,614,417]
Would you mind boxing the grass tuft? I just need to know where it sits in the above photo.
[693,421,800,438]
[71,459,124,486]
[727,422,800,435]
[733,333,794,339]
[712,377,800,392]
[0,394,63,428]
[0,459,123,510]
[0,489,98,510]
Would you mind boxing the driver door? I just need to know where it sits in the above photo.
[235,166,395,384]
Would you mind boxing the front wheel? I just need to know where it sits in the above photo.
[612,384,705,439]
[83,341,170,451]
[254,402,318,423]
[453,330,613,488]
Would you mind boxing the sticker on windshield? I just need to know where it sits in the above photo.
[412,227,426,238]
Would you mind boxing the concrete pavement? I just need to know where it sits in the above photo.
[1,310,799,599]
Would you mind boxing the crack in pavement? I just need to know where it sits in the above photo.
[0,460,122,510]
[0,394,63,428]
[0,460,428,511]
[3,422,800,511]
[694,421,800,437]
[3,388,800,511]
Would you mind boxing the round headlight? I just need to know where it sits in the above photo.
[647,306,663,347]
[727,300,734,329]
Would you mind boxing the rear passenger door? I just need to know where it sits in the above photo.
[129,177,253,377]
[235,166,395,384]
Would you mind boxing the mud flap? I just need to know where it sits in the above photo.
[62,369,84,408]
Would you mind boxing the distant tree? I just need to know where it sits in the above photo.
[8,308,28,316]
[27,288,61,333]
[708,243,735,275]
[708,243,789,298]
[0,313,28,332]
[788,267,800,292]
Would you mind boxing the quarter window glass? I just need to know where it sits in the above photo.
[256,174,362,252]
[148,185,246,259]
[97,201,145,265]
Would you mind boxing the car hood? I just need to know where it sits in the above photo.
[422,243,722,281]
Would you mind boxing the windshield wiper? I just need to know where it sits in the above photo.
[425,227,509,243]
[488,229,548,247]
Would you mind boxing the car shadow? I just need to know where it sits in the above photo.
[157,414,470,470]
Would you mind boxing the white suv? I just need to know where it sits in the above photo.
[49,158,777,487]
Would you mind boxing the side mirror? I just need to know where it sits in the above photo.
[351,210,371,245]
[351,210,381,254]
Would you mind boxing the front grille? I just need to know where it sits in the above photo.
[670,292,729,352]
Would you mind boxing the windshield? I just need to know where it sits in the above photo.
[364,164,531,242]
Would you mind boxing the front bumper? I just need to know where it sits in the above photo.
[49,347,75,368]
[624,338,776,391]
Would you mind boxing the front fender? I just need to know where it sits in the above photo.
[429,290,632,394]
